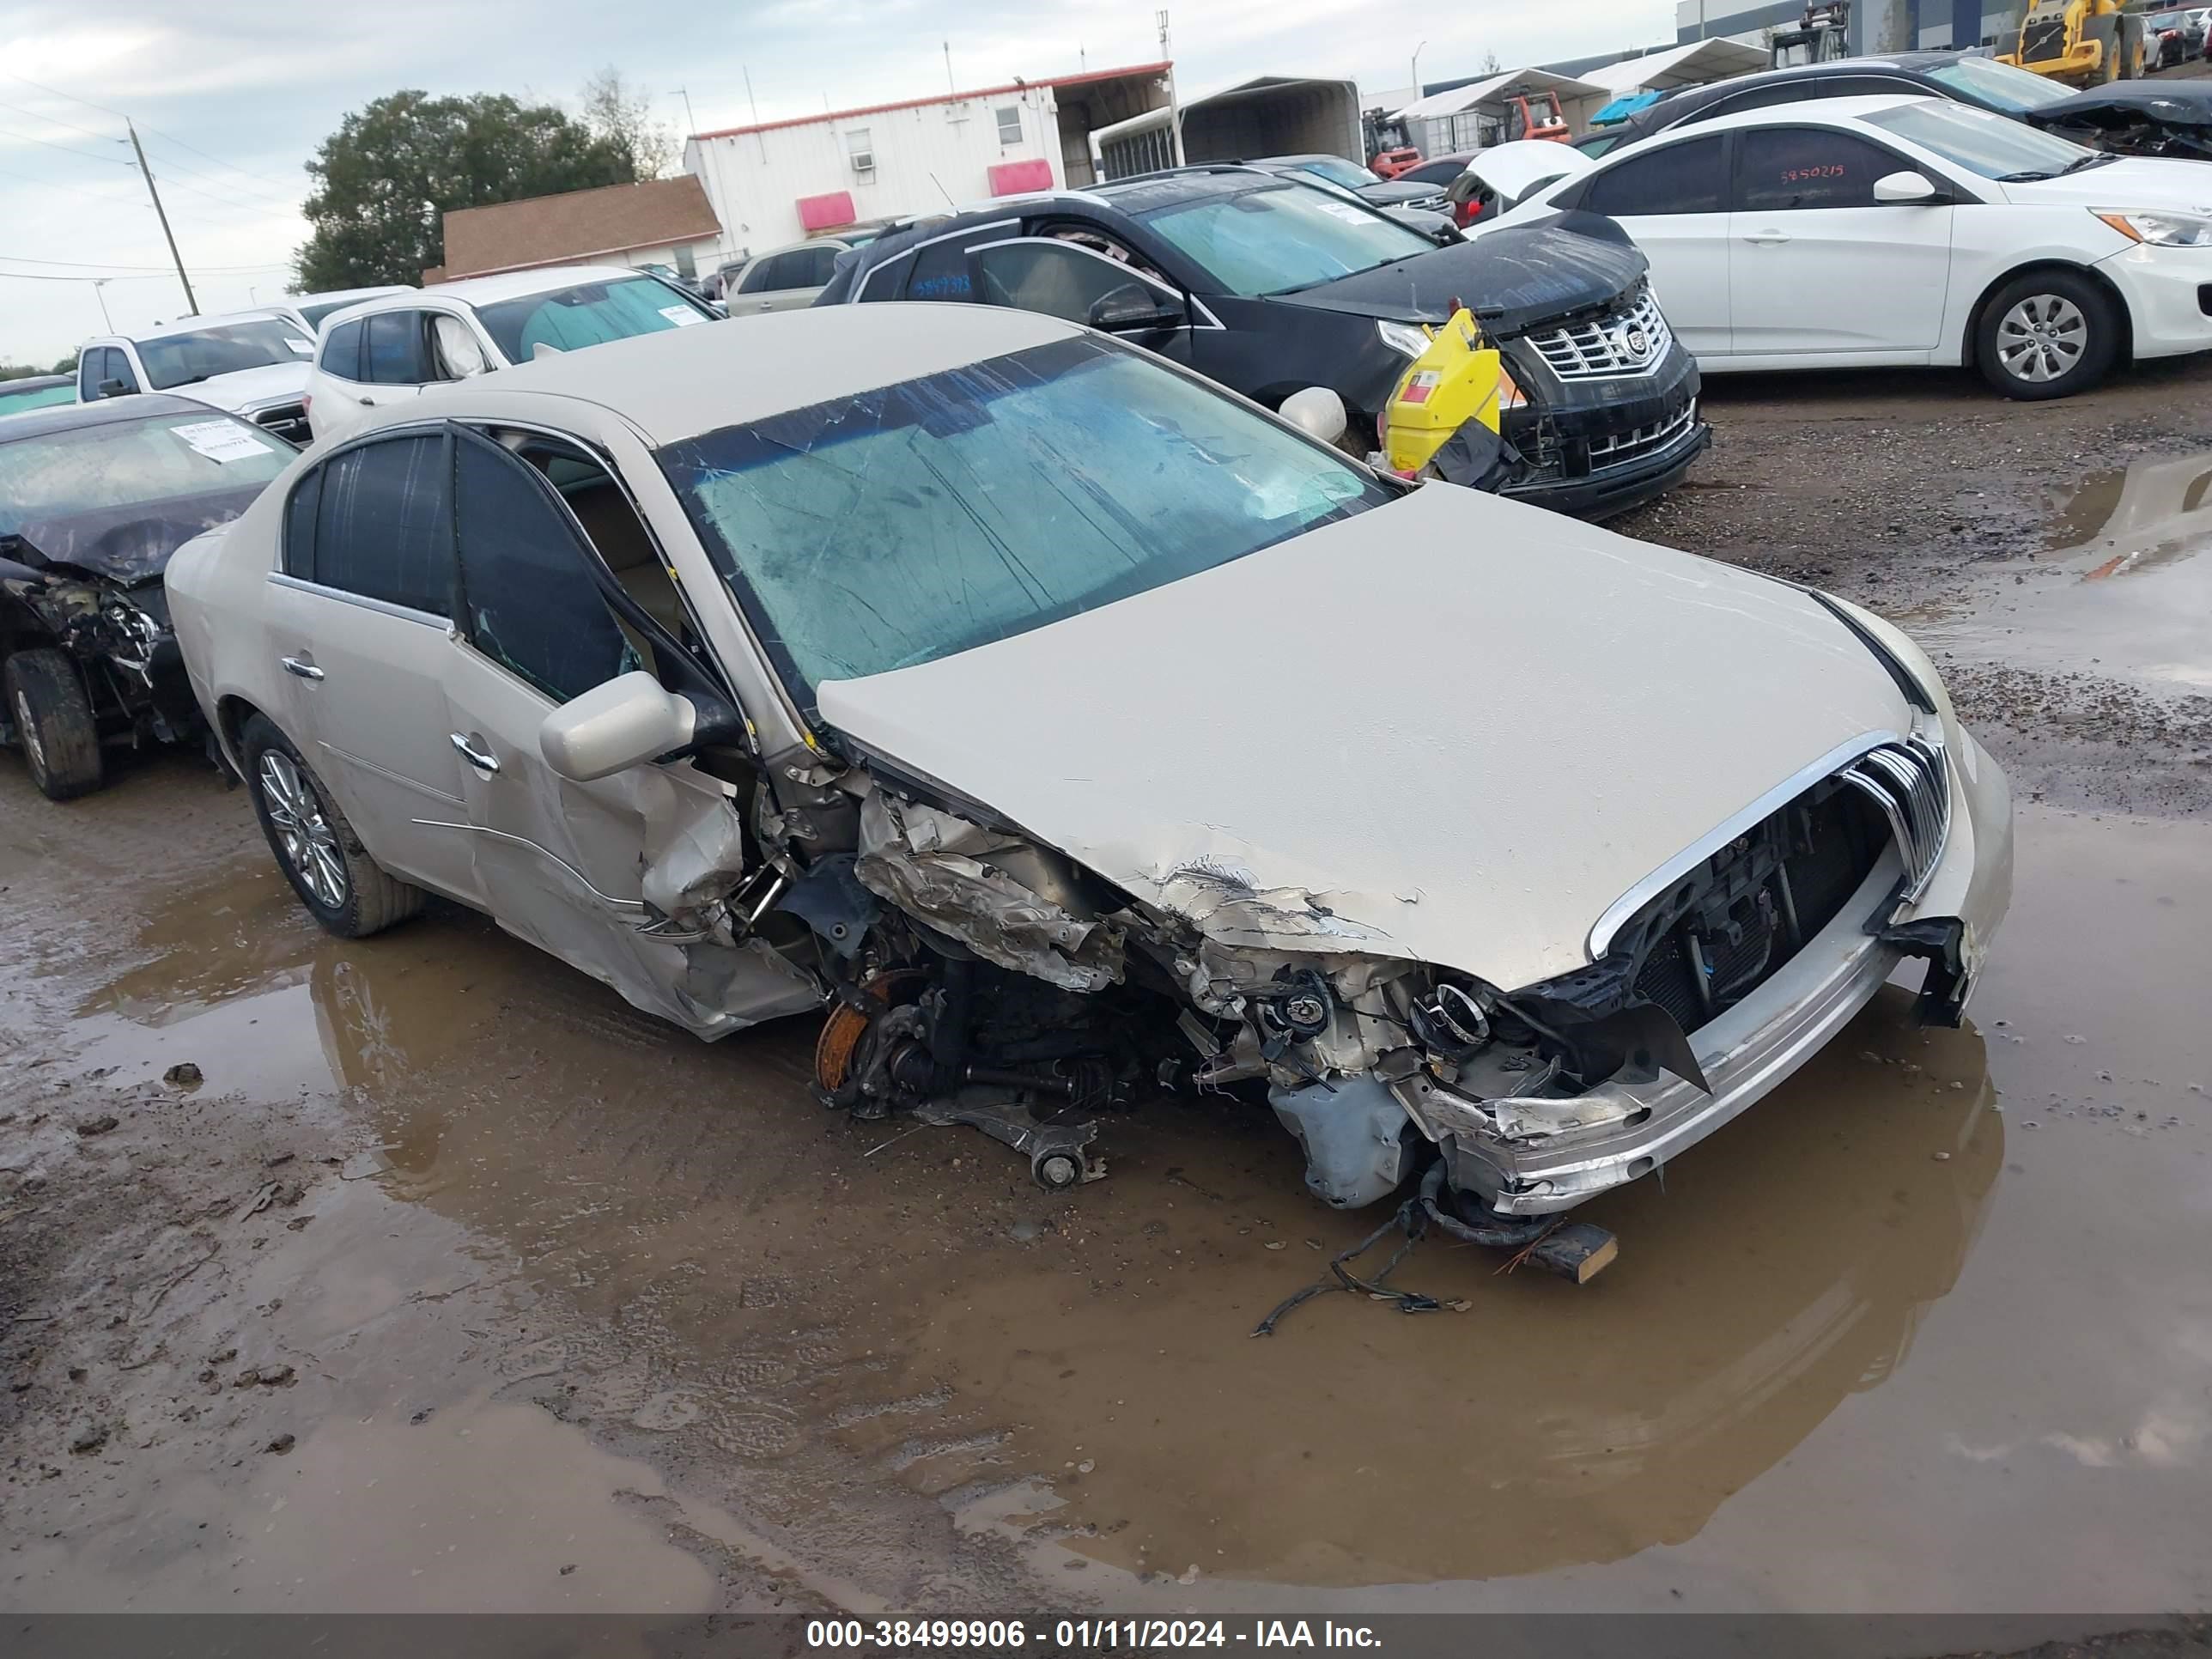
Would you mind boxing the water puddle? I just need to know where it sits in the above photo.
[9,776,2209,1611]
[1908,453,2212,696]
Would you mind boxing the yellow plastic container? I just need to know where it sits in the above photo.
[1382,308,1506,477]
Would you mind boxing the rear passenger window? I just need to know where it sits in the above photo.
[311,434,453,617]
[365,312,433,385]
[453,437,631,703]
[320,320,366,382]
[1736,127,1900,210]
[905,238,975,301]
[1582,134,1727,216]
[283,469,322,580]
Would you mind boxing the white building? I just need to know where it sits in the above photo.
[684,64,1168,262]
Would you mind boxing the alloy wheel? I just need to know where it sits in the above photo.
[1995,295,2087,385]
[258,750,348,909]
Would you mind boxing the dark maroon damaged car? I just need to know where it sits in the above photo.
[1,394,294,799]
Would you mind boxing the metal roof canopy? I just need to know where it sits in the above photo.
[1575,38,1771,96]
[1091,74,1358,144]
[1395,69,1607,124]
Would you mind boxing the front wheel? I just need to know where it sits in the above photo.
[240,714,424,939]
[1975,270,2119,400]
[4,647,104,800]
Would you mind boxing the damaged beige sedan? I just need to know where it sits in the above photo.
[166,306,2012,1278]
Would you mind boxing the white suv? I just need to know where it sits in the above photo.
[303,266,719,443]
[77,309,317,444]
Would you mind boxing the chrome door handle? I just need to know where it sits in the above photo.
[449,732,501,774]
[280,656,324,681]
[1742,231,1791,246]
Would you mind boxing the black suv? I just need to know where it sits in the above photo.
[1580,51,2212,161]
[814,167,1707,520]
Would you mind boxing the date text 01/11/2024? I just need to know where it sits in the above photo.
[805,1620,1385,1650]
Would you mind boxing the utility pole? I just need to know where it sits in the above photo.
[91,278,114,331]
[126,120,196,317]
[944,40,957,94]
[1412,40,1427,102]
[677,86,699,141]
[1158,9,1184,167]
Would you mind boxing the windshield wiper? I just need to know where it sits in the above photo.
[2061,151,2118,173]
[1993,168,2058,181]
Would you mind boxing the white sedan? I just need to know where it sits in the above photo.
[1486,94,2212,398]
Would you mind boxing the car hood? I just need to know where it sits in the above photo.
[5,486,268,584]
[1463,138,1596,202]
[1994,155,2212,208]
[1272,223,1645,335]
[1357,179,1443,206]
[2035,81,2212,132]
[815,482,1912,993]
[160,360,310,414]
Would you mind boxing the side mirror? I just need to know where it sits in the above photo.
[1873,170,1946,205]
[1087,283,1187,334]
[98,378,135,398]
[539,671,698,781]
[1279,386,1349,447]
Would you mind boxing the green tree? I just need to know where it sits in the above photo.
[294,90,637,289]
[579,68,677,181]
[51,352,78,376]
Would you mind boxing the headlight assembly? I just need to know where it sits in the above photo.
[1376,319,1431,359]
[2094,210,2212,247]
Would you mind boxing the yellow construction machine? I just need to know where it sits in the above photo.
[2000,0,2149,87]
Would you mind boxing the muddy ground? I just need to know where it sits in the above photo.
[3,356,2209,1647]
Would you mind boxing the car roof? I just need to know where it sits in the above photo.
[405,301,1085,447]
[1629,91,1942,141]
[0,392,222,445]
[290,284,414,305]
[319,265,654,328]
[0,374,73,392]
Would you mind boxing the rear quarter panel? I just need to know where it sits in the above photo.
[163,483,295,774]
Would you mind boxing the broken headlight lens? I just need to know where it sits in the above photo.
[2094,210,2212,247]
[1376,319,1431,359]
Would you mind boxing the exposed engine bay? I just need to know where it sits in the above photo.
[0,537,198,751]
[725,734,1950,1288]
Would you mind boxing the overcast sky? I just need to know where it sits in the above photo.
[0,0,1674,364]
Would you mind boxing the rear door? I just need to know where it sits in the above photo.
[260,431,483,904]
[1572,133,1734,357]
[307,319,374,439]
[435,429,810,1031]
[1726,124,1954,356]
[732,246,841,313]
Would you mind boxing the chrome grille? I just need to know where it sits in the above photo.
[1527,285,1672,380]
[1400,191,1449,211]
[1588,400,1698,472]
[1841,736,1952,901]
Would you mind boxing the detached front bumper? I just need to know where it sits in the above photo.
[1394,730,2014,1216]
[1498,415,1710,521]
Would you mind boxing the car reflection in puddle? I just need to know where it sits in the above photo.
[1913,452,2212,696]
[907,995,2002,1587]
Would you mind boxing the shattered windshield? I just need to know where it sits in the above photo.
[0,413,293,538]
[1138,181,1436,296]
[135,320,315,389]
[1923,54,2074,112]
[659,335,1392,701]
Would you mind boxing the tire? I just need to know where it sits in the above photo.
[239,713,424,939]
[1974,270,2119,400]
[4,647,104,800]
